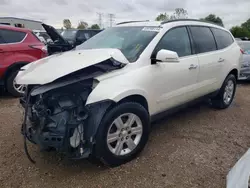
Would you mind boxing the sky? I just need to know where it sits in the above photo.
[0,0,249,29]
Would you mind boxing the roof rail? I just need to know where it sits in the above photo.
[161,19,224,27]
[116,20,150,25]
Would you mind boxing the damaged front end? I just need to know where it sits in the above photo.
[20,58,124,161]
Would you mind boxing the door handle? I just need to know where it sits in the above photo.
[189,64,198,70]
[218,58,225,63]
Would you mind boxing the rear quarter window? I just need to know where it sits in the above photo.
[190,26,217,54]
[0,29,26,43]
[211,28,234,49]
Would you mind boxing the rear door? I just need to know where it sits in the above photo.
[189,26,221,95]
[210,28,237,82]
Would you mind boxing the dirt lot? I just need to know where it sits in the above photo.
[1,84,250,188]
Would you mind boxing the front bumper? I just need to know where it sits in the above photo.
[21,93,114,160]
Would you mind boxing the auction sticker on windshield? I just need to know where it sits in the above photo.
[142,27,161,32]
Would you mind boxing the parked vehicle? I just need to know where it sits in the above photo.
[235,38,242,41]
[238,41,250,80]
[33,30,52,44]
[0,25,47,96]
[16,19,241,166]
[41,24,75,55]
[41,24,102,55]
[61,28,102,46]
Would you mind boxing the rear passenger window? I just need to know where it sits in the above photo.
[0,29,26,43]
[155,27,191,57]
[190,26,217,53]
[211,28,234,49]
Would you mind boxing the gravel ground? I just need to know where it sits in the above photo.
[1,84,250,188]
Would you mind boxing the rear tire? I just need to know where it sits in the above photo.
[94,102,150,167]
[6,70,24,97]
[210,74,236,109]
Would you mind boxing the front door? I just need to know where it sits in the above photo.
[150,26,200,114]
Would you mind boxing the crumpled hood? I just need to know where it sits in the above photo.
[16,48,129,85]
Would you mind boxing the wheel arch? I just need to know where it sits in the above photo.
[228,68,238,80]
[117,94,149,112]
[3,61,29,84]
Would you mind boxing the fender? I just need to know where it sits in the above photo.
[86,84,149,106]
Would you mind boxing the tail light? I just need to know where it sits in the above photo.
[29,45,48,57]
[240,49,245,54]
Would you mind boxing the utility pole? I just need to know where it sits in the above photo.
[97,12,103,29]
[108,13,115,27]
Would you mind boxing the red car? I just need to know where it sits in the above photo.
[0,25,47,96]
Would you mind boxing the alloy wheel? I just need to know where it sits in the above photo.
[106,113,143,156]
[223,80,235,105]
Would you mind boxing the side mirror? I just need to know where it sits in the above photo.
[156,49,179,63]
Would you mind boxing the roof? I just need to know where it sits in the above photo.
[0,24,31,32]
[116,19,225,30]
[0,17,42,23]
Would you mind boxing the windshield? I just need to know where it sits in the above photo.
[76,26,159,62]
[61,30,77,40]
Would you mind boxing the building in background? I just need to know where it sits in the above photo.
[0,17,43,30]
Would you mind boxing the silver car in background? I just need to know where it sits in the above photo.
[238,41,250,80]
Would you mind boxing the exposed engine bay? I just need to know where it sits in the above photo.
[20,58,126,162]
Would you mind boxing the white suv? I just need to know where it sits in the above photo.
[16,19,241,166]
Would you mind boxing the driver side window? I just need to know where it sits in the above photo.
[155,27,192,57]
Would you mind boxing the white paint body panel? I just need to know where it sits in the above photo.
[16,21,241,116]
[15,48,128,85]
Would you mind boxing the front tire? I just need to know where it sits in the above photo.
[211,74,236,109]
[94,102,150,167]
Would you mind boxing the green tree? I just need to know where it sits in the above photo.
[200,14,224,27]
[63,19,72,29]
[155,13,169,21]
[90,24,100,29]
[242,18,250,32]
[170,8,188,20]
[230,26,250,38]
[77,21,88,29]
[155,8,188,21]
